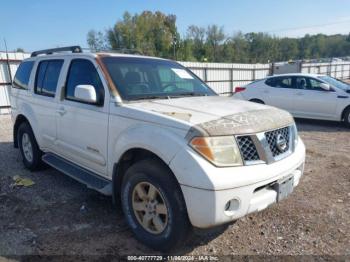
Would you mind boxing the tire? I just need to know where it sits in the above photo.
[18,122,43,171]
[250,99,265,104]
[343,107,350,127]
[121,158,190,251]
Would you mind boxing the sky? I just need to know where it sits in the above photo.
[1,0,350,52]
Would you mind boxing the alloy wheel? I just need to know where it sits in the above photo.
[132,182,168,234]
[22,133,33,163]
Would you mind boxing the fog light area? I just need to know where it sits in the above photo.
[224,198,240,216]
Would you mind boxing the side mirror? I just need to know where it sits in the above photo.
[74,85,97,103]
[320,83,331,91]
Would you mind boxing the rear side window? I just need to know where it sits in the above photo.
[13,61,34,90]
[35,60,64,97]
[266,77,293,89]
[65,59,104,105]
[265,78,277,87]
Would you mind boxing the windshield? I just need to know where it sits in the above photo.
[101,57,216,100]
[319,76,350,91]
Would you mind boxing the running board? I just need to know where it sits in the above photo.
[42,153,112,196]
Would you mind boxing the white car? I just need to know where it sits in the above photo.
[234,73,350,126]
[10,46,305,250]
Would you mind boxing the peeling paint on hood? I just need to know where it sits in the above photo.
[126,96,295,136]
[161,112,192,122]
[188,108,294,138]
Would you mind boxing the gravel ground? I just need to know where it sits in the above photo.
[0,114,349,261]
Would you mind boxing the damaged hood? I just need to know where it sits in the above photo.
[127,96,294,136]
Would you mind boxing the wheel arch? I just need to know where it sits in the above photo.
[249,98,265,104]
[341,104,350,121]
[13,114,30,148]
[112,148,184,205]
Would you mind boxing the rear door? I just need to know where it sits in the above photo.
[55,58,109,177]
[293,76,338,119]
[262,76,297,113]
[31,59,64,150]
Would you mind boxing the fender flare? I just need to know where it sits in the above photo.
[13,105,41,148]
[112,124,186,166]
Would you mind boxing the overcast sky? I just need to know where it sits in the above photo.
[1,0,350,51]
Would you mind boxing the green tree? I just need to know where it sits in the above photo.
[278,38,299,61]
[205,25,225,62]
[87,30,108,51]
[87,10,350,63]
[186,25,206,61]
[105,11,177,57]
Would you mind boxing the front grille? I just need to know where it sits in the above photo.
[236,136,260,162]
[265,127,290,157]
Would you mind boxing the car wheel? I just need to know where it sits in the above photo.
[121,158,190,251]
[18,122,43,171]
[250,99,264,104]
[344,107,350,127]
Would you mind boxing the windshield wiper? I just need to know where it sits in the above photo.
[170,92,207,98]
[131,96,168,101]
[130,92,208,101]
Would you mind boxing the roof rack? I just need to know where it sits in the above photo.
[31,46,83,57]
[89,48,143,56]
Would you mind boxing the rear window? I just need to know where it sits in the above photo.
[13,61,34,90]
[35,60,64,97]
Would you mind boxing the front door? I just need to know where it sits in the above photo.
[56,58,109,177]
[293,76,338,119]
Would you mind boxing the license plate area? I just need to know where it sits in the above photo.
[273,176,294,202]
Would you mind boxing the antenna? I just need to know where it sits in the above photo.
[3,38,12,83]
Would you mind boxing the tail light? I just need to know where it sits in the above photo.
[234,87,246,93]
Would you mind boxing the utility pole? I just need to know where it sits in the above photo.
[173,35,177,60]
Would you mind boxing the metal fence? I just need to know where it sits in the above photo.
[0,52,30,114]
[301,62,350,79]
[179,61,271,95]
[1,51,350,114]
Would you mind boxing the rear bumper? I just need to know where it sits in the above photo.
[175,140,305,228]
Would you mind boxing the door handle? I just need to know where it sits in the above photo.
[57,107,66,116]
[296,92,304,96]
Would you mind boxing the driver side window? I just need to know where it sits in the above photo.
[308,78,326,91]
[65,59,105,105]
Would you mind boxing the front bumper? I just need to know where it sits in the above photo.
[171,139,305,228]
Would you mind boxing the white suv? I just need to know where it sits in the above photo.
[10,46,305,250]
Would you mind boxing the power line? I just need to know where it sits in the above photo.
[266,19,350,33]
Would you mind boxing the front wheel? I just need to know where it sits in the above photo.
[121,159,190,251]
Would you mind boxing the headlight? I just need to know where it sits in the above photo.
[189,136,243,167]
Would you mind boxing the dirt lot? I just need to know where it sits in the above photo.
[0,114,349,261]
